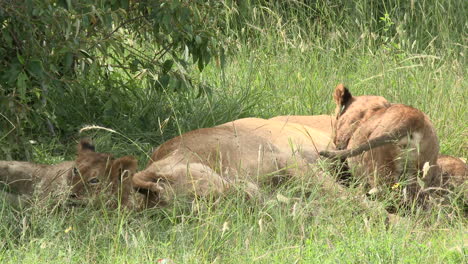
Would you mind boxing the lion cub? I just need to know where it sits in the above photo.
[437,155,467,202]
[0,139,138,208]
[319,84,441,203]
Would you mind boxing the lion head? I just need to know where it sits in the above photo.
[68,139,138,208]
[332,84,391,150]
[438,155,467,190]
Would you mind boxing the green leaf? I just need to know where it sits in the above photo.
[130,59,140,72]
[2,30,13,47]
[104,13,113,28]
[162,14,171,29]
[203,50,211,65]
[64,52,74,72]
[16,72,29,101]
[196,84,212,98]
[79,49,92,59]
[120,0,129,9]
[17,53,25,65]
[197,57,204,71]
[162,59,174,73]
[170,78,182,91]
[33,86,43,100]
[220,49,226,69]
[195,35,202,45]
[158,74,170,88]
[27,60,44,79]
[57,0,67,8]
[2,62,21,85]
[0,96,9,107]
[103,99,114,117]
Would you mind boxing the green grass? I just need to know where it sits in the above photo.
[1,175,466,263]
[1,1,467,263]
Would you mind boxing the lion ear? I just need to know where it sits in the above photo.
[78,138,96,153]
[107,156,138,208]
[111,156,138,183]
[333,84,352,108]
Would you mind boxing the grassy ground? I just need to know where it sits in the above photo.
[1,1,467,263]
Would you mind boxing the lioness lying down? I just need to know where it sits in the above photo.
[270,114,467,201]
[133,117,336,207]
[319,84,441,203]
[0,139,138,208]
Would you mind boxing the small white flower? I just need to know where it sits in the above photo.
[221,221,230,236]
[422,162,430,178]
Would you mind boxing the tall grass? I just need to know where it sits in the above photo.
[1,0,467,263]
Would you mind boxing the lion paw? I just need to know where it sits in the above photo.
[150,182,164,193]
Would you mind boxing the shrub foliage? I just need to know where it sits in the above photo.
[0,0,465,159]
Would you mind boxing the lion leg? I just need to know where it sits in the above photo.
[175,163,229,197]
[0,190,29,209]
[271,151,311,181]
[0,161,37,195]
[132,168,164,193]
[133,161,229,206]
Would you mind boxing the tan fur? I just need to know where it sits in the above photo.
[133,118,336,207]
[437,155,467,201]
[319,84,441,203]
[269,115,335,135]
[0,139,138,208]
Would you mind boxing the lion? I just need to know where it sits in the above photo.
[270,114,466,198]
[318,84,441,204]
[134,117,405,221]
[0,139,138,208]
[132,117,338,207]
[438,155,467,187]
[437,155,467,202]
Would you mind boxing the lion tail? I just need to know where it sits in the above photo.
[319,129,415,159]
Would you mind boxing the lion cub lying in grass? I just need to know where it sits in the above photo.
[437,155,467,203]
[0,139,138,208]
[133,117,336,207]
